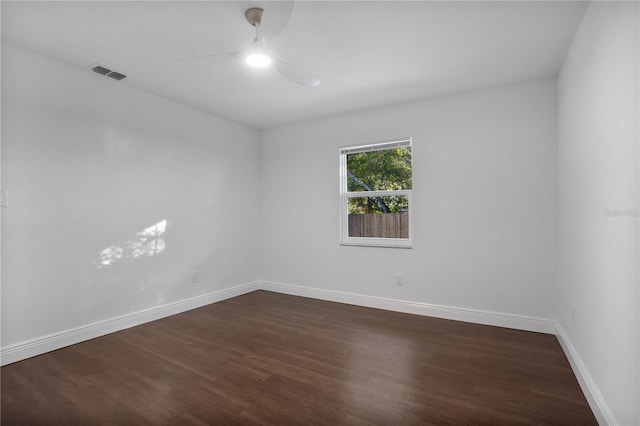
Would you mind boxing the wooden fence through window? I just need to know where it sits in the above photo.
[348,212,409,238]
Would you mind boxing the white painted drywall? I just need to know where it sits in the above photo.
[557,2,639,424]
[259,79,557,320]
[1,44,260,347]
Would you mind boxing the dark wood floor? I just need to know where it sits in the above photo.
[1,290,596,425]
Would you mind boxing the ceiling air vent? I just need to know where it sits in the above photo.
[91,64,127,81]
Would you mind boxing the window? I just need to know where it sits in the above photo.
[340,138,413,248]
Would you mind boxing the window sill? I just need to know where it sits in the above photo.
[340,238,413,249]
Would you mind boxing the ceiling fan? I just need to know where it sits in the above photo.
[178,4,322,87]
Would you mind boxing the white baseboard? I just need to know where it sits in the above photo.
[0,281,259,366]
[556,324,617,426]
[259,280,557,334]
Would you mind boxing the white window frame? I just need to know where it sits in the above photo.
[339,138,413,248]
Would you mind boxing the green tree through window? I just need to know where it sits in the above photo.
[347,147,412,214]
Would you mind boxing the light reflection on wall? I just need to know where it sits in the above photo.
[95,220,167,267]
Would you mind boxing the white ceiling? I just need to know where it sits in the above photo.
[2,1,587,130]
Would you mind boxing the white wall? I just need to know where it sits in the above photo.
[1,44,260,347]
[557,2,639,425]
[260,79,557,320]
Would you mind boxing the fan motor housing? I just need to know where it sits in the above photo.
[245,8,263,26]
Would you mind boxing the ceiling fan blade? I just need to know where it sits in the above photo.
[260,1,295,40]
[174,50,240,62]
[274,60,322,87]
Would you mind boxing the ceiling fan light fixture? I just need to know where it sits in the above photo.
[245,52,272,68]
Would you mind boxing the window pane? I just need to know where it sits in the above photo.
[348,196,409,239]
[346,147,412,192]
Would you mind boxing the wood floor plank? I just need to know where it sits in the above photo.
[1,290,596,425]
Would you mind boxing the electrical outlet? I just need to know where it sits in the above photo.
[192,270,198,283]
[395,273,404,286]
[570,305,576,324]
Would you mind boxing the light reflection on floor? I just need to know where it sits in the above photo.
[343,328,416,421]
